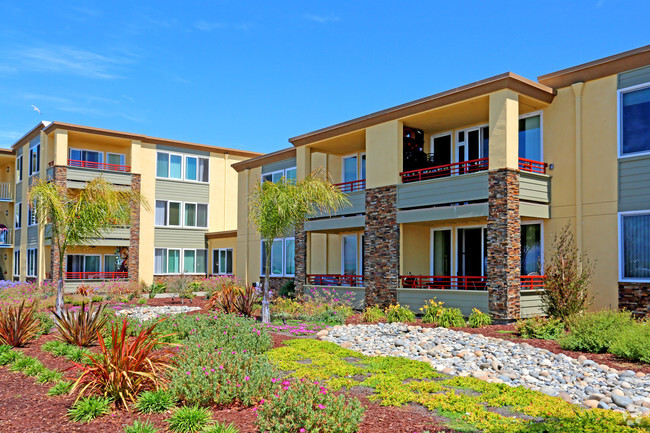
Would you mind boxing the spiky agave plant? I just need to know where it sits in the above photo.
[0,301,41,347]
[52,301,108,347]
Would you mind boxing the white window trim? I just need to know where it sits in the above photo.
[519,110,544,161]
[29,139,40,176]
[284,237,295,277]
[106,152,126,167]
[521,220,544,274]
[183,155,209,184]
[342,154,360,183]
[155,151,185,180]
[261,166,297,183]
[618,210,650,282]
[340,234,361,276]
[212,248,234,275]
[153,248,168,275]
[27,248,37,277]
[103,254,118,273]
[618,82,650,159]
[454,225,487,276]
[13,250,20,277]
[167,201,182,227]
[181,248,208,275]
[69,147,105,164]
[16,155,23,183]
[454,123,489,165]
[260,238,291,277]
[183,202,198,227]
[28,201,37,227]
[155,200,208,229]
[430,227,453,276]
[429,131,454,164]
[166,248,182,275]
[15,201,21,229]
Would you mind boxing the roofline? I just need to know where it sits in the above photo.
[538,45,650,89]
[288,72,555,147]
[0,148,14,155]
[205,230,238,240]
[231,147,297,172]
[11,122,263,158]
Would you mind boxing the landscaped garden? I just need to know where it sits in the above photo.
[1,276,650,433]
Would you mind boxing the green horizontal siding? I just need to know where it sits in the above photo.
[396,203,488,224]
[27,226,38,247]
[397,288,488,317]
[520,202,550,219]
[619,155,650,211]
[157,144,210,156]
[155,179,210,202]
[304,215,365,232]
[15,184,22,203]
[618,65,650,89]
[313,191,365,218]
[154,228,207,248]
[520,290,544,318]
[520,173,550,203]
[397,172,489,209]
[13,229,20,248]
[304,285,365,309]
[262,157,297,174]
[67,167,133,186]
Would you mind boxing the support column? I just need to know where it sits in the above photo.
[129,174,141,283]
[364,186,399,307]
[50,166,68,282]
[294,222,307,294]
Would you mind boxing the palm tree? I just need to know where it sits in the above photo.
[248,169,349,323]
[28,176,148,314]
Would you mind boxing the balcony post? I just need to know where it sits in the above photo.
[294,222,307,295]
[50,166,68,282]
[128,174,141,283]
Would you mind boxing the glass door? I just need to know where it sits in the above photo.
[431,229,452,276]
[456,127,488,174]
[343,155,358,183]
[457,227,485,277]
[342,235,358,275]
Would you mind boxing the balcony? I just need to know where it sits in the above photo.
[521,274,545,290]
[307,274,364,287]
[401,275,487,290]
[334,179,365,193]
[65,271,128,280]
[68,159,131,173]
[400,158,489,184]
[0,183,12,201]
[0,228,12,247]
[518,158,547,174]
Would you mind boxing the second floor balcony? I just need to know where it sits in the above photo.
[68,158,131,173]
[0,182,12,201]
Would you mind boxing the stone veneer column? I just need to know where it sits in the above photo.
[129,174,141,283]
[618,283,650,317]
[487,169,521,321]
[50,166,68,281]
[364,186,399,307]
[294,222,307,294]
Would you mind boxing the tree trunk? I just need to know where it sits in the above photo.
[261,241,272,323]
[56,278,64,315]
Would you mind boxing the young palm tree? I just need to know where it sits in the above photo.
[249,169,349,323]
[28,176,148,314]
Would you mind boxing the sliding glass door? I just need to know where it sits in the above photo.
[431,229,451,275]
[457,227,485,276]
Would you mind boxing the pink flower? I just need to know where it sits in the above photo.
[244,376,250,381]
[317,404,325,409]
[300,429,306,433]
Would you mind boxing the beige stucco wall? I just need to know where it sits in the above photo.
[236,166,262,286]
[138,142,156,285]
[208,237,237,275]
[366,120,403,188]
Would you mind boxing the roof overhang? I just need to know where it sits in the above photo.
[231,147,296,172]
[205,230,238,240]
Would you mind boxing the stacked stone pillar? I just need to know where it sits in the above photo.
[294,222,307,294]
[487,169,521,321]
[50,166,68,281]
[364,186,399,307]
[128,174,141,283]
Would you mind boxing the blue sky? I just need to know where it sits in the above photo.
[0,1,648,153]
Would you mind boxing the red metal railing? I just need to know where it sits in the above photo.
[68,159,131,173]
[65,271,128,280]
[334,179,366,193]
[521,275,545,290]
[400,158,489,183]
[307,274,364,287]
[519,158,547,174]
[401,275,487,290]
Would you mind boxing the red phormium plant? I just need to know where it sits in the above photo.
[52,301,108,347]
[233,285,262,317]
[0,301,41,347]
[70,318,175,408]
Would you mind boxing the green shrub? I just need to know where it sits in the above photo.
[559,311,634,353]
[68,396,112,423]
[23,360,47,376]
[202,423,239,433]
[66,345,92,363]
[91,295,104,303]
[167,275,195,304]
[468,308,492,328]
[0,344,10,354]
[135,389,176,413]
[385,304,415,323]
[148,282,167,299]
[35,312,55,336]
[420,299,445,324]
[609,322,650,363]
[42,339,71,357]
[362,305,386,323]
[308,308,346,325]
[47,380,73,396]
[516,316,565,340]
[278,280,296,298]
[0,349,20,365]
[36,368,63,384]
[256,379,365,433]
[167,405,212,433]
[436,308,466,328]
[10,355,39,373]
[124,419,160,433]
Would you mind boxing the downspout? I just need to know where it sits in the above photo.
[223,153,228,231]
[244,168,249,286]
[572,82,585,263]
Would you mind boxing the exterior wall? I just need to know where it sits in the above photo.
[400,224,430,276]
[397,288,488,317]
[618,283,650,317]
[236,166,263,286]
[129,174,141,283]
[207,237,237,275]
[366,120,402,188]
[138,143,156,285]
[520,290,545,318]
[396,172,488,209]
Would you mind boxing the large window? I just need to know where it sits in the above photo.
[521,223,542,275]
[66,254,101,276]
[519,113,542,161]
[261,238,294,277]
[154,248,167,274]
[620,84,650,156]
[16,155,22,182]
[154,200,183,227]
[29,138,40,176]
[15,202,21,229]
[342,235,358,275]
[184,203,208,228]
[69,149,103,166]
[620,212,650,280]
[28,201,37,226]
[262,166,297,183]
[27,248,37,277]
[154,248,206,274]
[156,152,209,182]
[104,254,119,273]
[13,250,20,277]
[431,229,452,276]
[213,248,233,275]
[167,249,181,274]
[182,249,207,274]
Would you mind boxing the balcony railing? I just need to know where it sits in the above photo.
[521,274,545,290]
[519,158,547,174]
[65,271,128,280]
[0,182,12,201]
[400,158,489,183]
[401,275,487,290]
[307,274,364,287]
[0,228,11,245]
[334,179,366,193]
[68,159,131,173]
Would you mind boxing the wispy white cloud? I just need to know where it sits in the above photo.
[304,13,340,23]
[595,0,606,6]
[194,21,227,32]
[0,130,22,142]
[19,92,144,122]
[72,6,103,17]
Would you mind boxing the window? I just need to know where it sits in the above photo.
[620,84,650,156]
[169,202,181,226]
[620,212,650,280]
[154,248,167,274]
[16,155,22,182]
[262,166,297,183]
[519,113,542,161]
[15,202,21,229]
[342,235,358,275]
[198,158,209,182]
[29,138,40,175]
[167,249,181,274]
[182,249,207,274]
[431,229,452,276]
[184,203,196,226]
[196,249,207,273]
[185,157,197,181]
[27,248,37,277]
[156,152,208,181]
[284,238,295,276]
[521,223,542,275]
[69,149,103,168]
[155,201,181,226]
[107,153,126,167]
[456,126,489,166]
[213,248,233,274]
[13,250,19,277]
[104,254,119,273]
[155,201,167,226]
[156,152,169,177]
[66,254,100,276]
[261,238,294,277]
[28,201,37,226]
[183,203,208,228]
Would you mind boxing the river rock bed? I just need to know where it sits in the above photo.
[319,323,650,416]
[115,305,201,322]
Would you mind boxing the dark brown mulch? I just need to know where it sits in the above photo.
[271,332,295,349]
[455,324,650,374]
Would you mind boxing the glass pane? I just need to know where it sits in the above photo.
[360,155,366,180]
[170,155,182,179]
[457,228,483,276]
[481,126,489,158]
[67,255,83,273]
[433,230,451,275]
[169,202,181,226]
[155,201,167,226]
[623,214,650,278]
[468,130,480,160]
[285,168,297,182]
[198,158,209,182]
[107,154,124,166]
[84,256,100,273]
[185,157,197,181]
[271,239,283,275]
[168,250,180,273]
[285,239,295,275]
[104,255,118,272]
[521,224,542,275]
[262,173,273,183]
[156,153,169,177]
[343,235,358,275]
[622,87,650,155]
[69,149,82,162]
[197,204,208,227]
[519,115,541,161]
[226,249,233,274]
[196,250,206,273]
[261,241,267,275]
[185,203,196,227]
[219,250,227,274]
[83,151,102,163]
[183,250,195,273]
[343,156,358,183]
[272,172,283,182]
[154,249,167,274]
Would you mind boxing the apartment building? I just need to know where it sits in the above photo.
[9,122,260,288]
[234,45,650,319]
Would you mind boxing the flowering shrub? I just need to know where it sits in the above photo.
[272,287,356,325]
[384,304,415,323]
[255,378,364,433]
[264,322,326,336]
[0,280,56,306]
[362,305,386,323]
[420,298,445,323]
[200,275,243,299]
[467,308,492,328]
[95,280,145,300]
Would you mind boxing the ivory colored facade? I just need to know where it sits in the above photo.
[8,122,260,289]
[234,45,650,319]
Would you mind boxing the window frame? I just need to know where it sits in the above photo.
[106,152,126,167]
[13,250,20,277]
[154,248,168,274]
[16,155,22,183]
[455,123,489,166]
[103,253,120,273]
[28,200,37,227]
[166,248,182,275]
[181,248,208,274]
[184,202,198,227]
[261,166,297,183]
[15,201,21,229]
[430,227,453,276]
[155,151,185,180]
[518,111,544,162]
[27,248,37,278]
[260,238,291,277]
[284,237,295,277]
[618,82,650,158]
[618,210,650,282]
[212,248,233,275]
[29,138,40,176]
[454,225,487,276]
[521,220,544,275]
[341,234,360,276]
[167,201,182,227]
